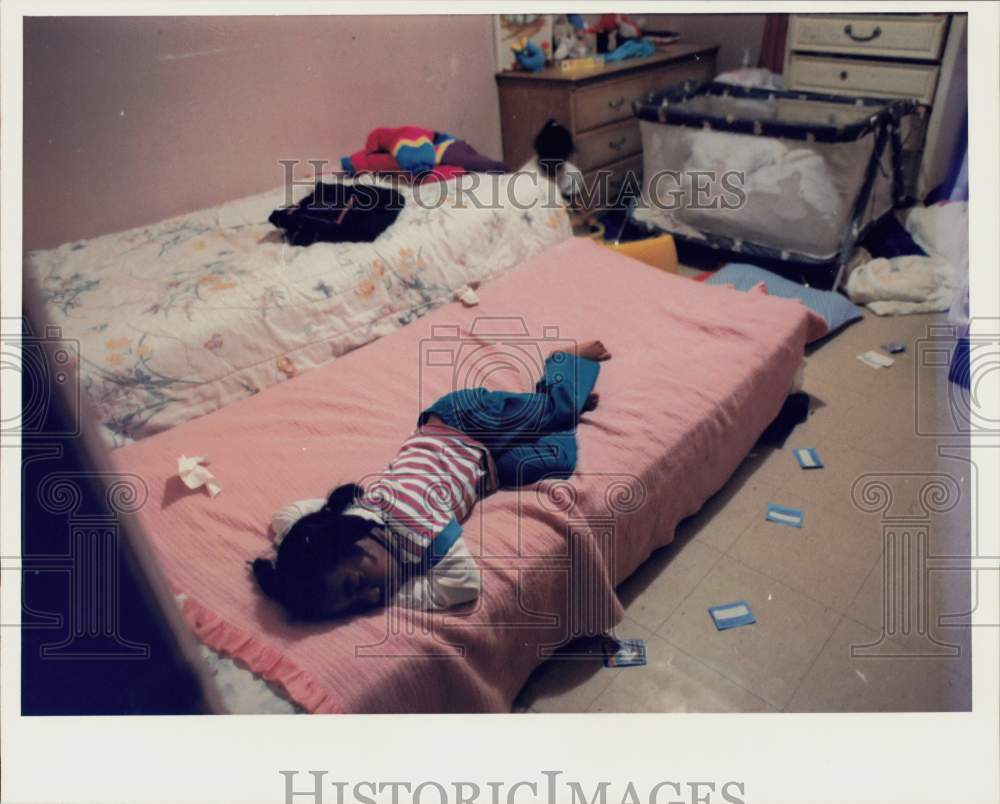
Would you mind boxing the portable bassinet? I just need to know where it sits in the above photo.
[632,81,916,287]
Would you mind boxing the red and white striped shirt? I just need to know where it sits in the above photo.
[360,423,497,565]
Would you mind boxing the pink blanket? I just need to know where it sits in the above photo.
[112,238,826,713]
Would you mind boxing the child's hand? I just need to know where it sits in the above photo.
[576,340,611,362]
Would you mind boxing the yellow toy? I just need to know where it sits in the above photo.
[588,220,678,274]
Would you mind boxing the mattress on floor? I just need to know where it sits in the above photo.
[25,174,571,445]
[111,237,826,713]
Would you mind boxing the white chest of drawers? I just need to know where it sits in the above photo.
[784,13,967,200]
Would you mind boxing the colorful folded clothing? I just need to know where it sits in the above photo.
[342,125,507,184]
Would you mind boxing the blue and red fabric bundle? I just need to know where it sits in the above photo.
[341,126,507,184]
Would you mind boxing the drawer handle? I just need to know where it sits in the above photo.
[608,136,628,151]
[839,70,849,81]
[844,23,882,42]
[607,97,626,110]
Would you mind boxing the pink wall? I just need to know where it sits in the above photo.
[579,13,768,72]
[640,13,768,73]
[23,15,503,250]
[23,14,769,251]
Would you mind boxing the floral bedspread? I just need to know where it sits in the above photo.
[25,175,571,444]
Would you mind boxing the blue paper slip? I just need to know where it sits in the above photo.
[708,601,756,631]
[766,504,804,528]
[882,342,907,354]
[602,638,647,667]
[793,447,823,469]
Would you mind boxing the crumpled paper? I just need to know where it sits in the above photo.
[177,455,222,497]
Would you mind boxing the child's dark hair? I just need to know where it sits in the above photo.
[251,483,369,620]
[533,119,575,178]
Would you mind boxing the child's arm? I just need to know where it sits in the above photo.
[393,538,481,610]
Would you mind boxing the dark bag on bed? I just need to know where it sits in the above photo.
[268,181,405,246]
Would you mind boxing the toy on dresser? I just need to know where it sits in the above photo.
[495,14,553,72]
[553,13,591,60]
[511,36,548,72]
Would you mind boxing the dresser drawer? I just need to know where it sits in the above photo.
[583,153,643,208]
[574,75,648,131]
[789,14,948,61]
[573,58,713,132]
[786,53,940,104]
[574,119,642,172]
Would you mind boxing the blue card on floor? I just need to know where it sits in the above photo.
[708,601,756,631]
[602,638,647,668]
[793,447,823,469]
[766,503,804,527]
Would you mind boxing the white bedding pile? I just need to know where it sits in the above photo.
[688,130,842,224]
[846,202,968,316]
[25,174,571,444]
[635,121,855,257]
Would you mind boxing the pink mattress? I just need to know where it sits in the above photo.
[112,237,826,713]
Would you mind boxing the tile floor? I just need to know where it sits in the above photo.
[514,302,973,713]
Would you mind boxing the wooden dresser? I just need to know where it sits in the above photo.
[784,13,967,199]
[495,43,719,203]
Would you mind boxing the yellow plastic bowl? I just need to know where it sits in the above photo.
[588,226,678,274]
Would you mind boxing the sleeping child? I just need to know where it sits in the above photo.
[251,339,611,621]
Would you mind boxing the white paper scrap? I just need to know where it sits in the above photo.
[177,454,222,497]
[857,350,895,369]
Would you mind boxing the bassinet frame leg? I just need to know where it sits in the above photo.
[832,103,914,291]
[833,122,892,291]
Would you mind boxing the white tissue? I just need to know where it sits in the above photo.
[454,285,480,306]
[177,454,222,497]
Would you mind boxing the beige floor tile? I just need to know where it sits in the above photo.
[836,397,931,461]
[838,312,945,355]
[746,441,955,537]
[903,353,977,445]
[888,434,961,473]
[805,342,915,405]
[742,439,895,513]
[805,343,877,392]
[728,500,883,612]
[588,623,776,713]
[786,617,971,711]
[617,539,723,632]
[695,473,819,547]
[845,551,973,680]
[674,453,768,553]
[657,555,841,709]
[843,452,973,540]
